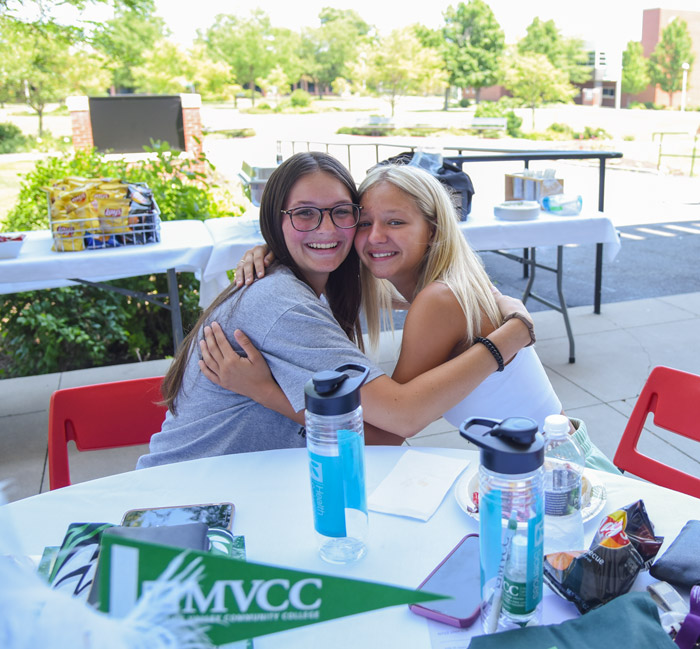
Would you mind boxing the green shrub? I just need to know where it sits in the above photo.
[0,142,245,378]
[336,126,393,136]
[0,122,29,154]
[576,126,612,140]
[459,98,471,108]
[474,100,522,138]
[290,89,311,108]
[505,112,523,138]
[223,128,256,138]
[548,122,574,136]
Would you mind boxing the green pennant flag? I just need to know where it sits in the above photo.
[98,534,446,645]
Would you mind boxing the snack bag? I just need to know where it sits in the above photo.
[51,214,85,252]
[95,198,131,234]
[544,500,664,613]
[127,183,153,206]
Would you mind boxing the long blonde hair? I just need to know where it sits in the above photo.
[358,163,501,350]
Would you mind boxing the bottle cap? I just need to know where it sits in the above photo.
[304,363,369,416]
[459,416,544,474]
[509,533,529,573]
[544,414,570,435]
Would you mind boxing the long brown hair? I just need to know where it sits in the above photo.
[161,152,363,413]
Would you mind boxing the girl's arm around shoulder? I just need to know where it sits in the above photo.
[391,281,468,384]
[199,323,305,426]
[201,322,403,443]
[360,315,532,438]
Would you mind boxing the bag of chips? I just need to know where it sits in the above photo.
[544,500,664,614]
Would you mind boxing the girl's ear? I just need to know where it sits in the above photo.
[428,222,437,243]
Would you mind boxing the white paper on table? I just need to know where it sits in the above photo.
[368,450,470,521]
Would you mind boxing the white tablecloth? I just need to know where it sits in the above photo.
[3,446,697,649]
[201,209,621,299]
[459,209,621,262]
[0,220,215,305]
[200,213,263,305]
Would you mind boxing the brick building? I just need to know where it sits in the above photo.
[628,7,700,108]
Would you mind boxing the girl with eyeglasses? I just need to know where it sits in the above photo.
[206,160,619,474]
[137,152,532,468]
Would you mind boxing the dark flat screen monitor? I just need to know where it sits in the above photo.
[89,95,185,153]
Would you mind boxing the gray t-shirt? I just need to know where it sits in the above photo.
[137,266,384,468]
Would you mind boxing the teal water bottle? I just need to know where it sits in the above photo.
[460,417,545,632]
[305,364,369,564]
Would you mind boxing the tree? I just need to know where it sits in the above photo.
[262,65,291,103]
[269,27,304,90]
[649,18,695,107]
[187,44,238,102]
[62,47,112,97]
[518,17,591,85]
[91,2,167,93]
[131,39,194,94]
[203,10,275,105]
[621,41,651,96]
[299,9,372,97]
[0,17,108,135]
[440,0,505,106]
[362,27,446,116]
[502,52,577,129]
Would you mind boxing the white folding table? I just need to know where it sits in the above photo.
[0,220,215,351]
[203,210,621,362]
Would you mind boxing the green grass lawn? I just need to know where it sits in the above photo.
[0,159,35,227]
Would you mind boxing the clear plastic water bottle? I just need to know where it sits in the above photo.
[304,363,369,564]
[543,414,585,555]
[460,416,544,632]
[542,194,583,216]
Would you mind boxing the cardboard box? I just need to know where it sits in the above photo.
[505,173,564,204]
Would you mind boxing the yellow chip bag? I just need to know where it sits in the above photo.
[73,204,101,232]
[51,214,85,252]
[96,198,130,234]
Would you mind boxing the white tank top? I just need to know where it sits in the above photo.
[442,346,562,432]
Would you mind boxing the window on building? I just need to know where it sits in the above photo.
[602,87,615,98]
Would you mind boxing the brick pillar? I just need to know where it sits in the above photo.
[66,95,93,150]
[180,93,203,164]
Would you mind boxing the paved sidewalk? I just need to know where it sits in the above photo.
[1,291,699,504]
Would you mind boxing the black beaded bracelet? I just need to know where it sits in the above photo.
[474,336,505,372]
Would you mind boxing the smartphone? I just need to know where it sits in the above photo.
[409,534,481,628]
[121,502,234,531]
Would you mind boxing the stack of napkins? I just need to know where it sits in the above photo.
[368,450,469,521]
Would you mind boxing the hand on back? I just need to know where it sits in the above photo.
[235,245,274,287]
[199,322,275,398]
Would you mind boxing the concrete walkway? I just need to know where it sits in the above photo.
[2,291,699,504]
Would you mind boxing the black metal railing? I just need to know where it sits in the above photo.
[276,140,623,212]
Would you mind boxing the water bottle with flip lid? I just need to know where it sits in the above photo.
[305,363,369,564]
[460,416,545,632]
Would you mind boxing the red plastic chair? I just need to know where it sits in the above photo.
[48,376,167,490]
[613,366,700,499]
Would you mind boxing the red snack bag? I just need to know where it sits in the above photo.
[544,500,663,613]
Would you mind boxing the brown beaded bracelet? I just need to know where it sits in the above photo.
[474,336,505,372]
[502,312,536,346]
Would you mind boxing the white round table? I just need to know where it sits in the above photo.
[3,447,698,648]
